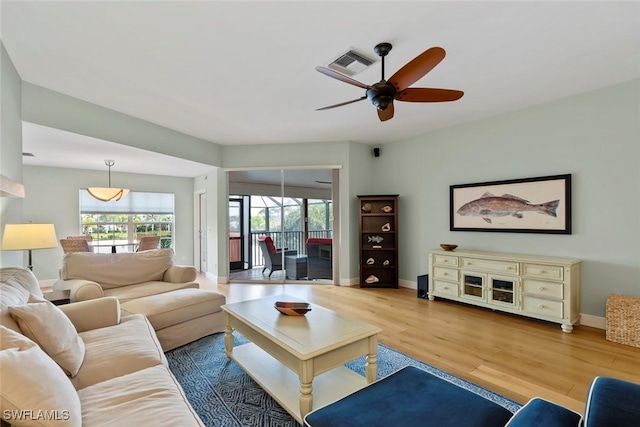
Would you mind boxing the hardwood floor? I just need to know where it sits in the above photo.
[198,274,640,414]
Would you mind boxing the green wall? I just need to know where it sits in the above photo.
[373,79,640,317]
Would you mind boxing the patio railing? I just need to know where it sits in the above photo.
[249,230,332,267]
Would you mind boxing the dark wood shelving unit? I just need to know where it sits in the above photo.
[358,195,399,288]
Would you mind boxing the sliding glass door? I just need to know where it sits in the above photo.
[227,168,337,284]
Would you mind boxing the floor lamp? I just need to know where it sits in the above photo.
[1,223,58,271]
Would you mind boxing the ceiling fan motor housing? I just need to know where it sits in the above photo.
[366,81,397,110]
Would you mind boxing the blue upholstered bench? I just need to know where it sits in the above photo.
[304,368,640,427]
[304,366,514,427]
[507,376,640,427]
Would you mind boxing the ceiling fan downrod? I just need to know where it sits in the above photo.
[368,43,395,110]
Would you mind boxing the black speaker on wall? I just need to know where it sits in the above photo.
[417,274,429,299]
[373,147,380,157]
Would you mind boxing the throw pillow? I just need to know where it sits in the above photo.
[9,296,85,377]
[263,236,277,254]
[0,325,82,427]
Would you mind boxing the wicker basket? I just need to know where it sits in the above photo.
[606,294,640,348]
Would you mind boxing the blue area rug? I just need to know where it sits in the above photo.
[166,332,521,427]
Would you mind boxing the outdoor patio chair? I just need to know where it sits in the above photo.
[136,235,161,252]
[60,238,91,254]
[257,236,296,278]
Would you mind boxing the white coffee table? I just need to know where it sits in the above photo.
[222,295,381,422]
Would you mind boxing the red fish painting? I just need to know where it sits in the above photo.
[456,192,559,224]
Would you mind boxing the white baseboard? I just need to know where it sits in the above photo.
[579,313,606,330]
[204,272,228,284]
[339,277,360,286]
[399,279,417,290]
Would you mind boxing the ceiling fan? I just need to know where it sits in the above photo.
[316,43,464,122]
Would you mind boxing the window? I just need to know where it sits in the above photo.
[80,190,175,252]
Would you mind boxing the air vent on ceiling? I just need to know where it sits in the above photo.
[327,49,376,76]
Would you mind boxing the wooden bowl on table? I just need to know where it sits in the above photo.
[274,301,312,316]
[440,244,458,252]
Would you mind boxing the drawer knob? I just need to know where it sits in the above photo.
[538,304,546,309]
[538,286,546,291]
[539,270,546,274]
[444,286,449,290]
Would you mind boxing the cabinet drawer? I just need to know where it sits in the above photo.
[522,263,563,280]
[433,254,458,268]
[522,279,563,300]
[461,258,518,275]
[433,267,458,282]
[433,280,458,296]
[522,296,563,319]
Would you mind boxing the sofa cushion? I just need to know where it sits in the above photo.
[120,288,225,330]
[0,326,82,427]
[102,280,198,304]
[72,314,167,390]
[78,364,204,427]
[0,267,43,297]
[9,296,85,377]
[505,397,582,427]
[260,236,277,254]
[61,249,175,289]
[0,277,31,332]
[307,238,332,245]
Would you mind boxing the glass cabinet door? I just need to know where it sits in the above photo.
[488,275,518,307]
[461,272,486,301]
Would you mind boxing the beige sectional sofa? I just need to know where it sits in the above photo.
[53,248,226,351]
[55,248,198,303]
[1,266,204,426]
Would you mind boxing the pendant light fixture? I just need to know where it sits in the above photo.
[87,160,129,202]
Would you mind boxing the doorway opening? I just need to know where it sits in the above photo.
[227,168,338,284]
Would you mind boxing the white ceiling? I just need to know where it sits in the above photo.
[2,1,639,177]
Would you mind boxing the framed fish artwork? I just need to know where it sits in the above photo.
[450,174,572,234]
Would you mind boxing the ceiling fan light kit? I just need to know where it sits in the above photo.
[316,42,464,122]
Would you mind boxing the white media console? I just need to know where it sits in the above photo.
[428,249,581,332]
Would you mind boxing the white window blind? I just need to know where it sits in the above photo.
[80,190,174,214]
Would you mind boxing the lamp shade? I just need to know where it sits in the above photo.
[1,223,58,251]
[87,187,129,202]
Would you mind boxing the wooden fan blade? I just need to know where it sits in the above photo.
[388,47,446,91]
[396,88,464,102]
[377,103,394,122]
[317,97,367,111]
[316,66,370,89]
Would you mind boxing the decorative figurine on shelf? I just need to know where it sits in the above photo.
[362,203,372,213]
[367,236,384,244]
[366,258,375,265]
[381,222,391,232]
[380,205,393,213]
[383,260,390,266]
[365,275,380,284]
